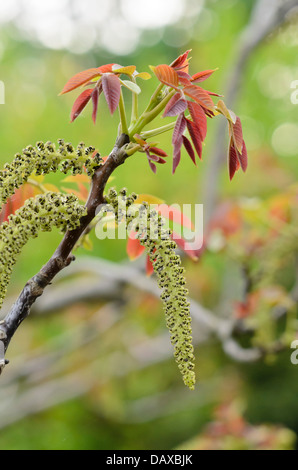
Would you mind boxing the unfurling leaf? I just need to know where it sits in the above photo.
[170,49,191,73]
[102,74,121,114]
[70,89,93,122]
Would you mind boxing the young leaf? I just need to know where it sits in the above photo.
[102,74,121,115]
[120,80,141,94]
[98,63,116,74]
[163,93,188,117]
[191,69,218,83]
[135,72,151,80]
[187,101,207,141]
[186,119,202,159]
[60,68,101,95]
[149,147,168,157]
[184,85,214,111]
[177,71,192,86]
[172,141,182,174]
[127,233,146,260]
[146,255,154,276]
[229,143,240,180]
[150,64,179,88]
[170,50,191,73]
[112,65,136,76]
[232,117,244,154]
[70,89,93,122]
[239,140,248,172]
[182,135,196,165]
[91,87,100,124]
[172,113,186,144]
[216,100,237,124]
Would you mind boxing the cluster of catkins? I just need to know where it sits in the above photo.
[104,188,196,390]
[0,140,102,207]
[0,192,87,309]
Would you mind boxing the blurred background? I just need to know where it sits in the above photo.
[0,0,298,450]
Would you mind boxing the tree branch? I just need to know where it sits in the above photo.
[0,134,130,366]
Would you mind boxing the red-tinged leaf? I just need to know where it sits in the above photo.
[0,183,37,223]
[172,114,186,144]
[206,90,223,97]
[62,184,88,202]
[63,174,90,183]
[148,159,157,174]
[182,135,196,165]
[184,85,214,111]
[157,204,194,231]
[177,70,192,86]
[60,68,101,95]
[98,63,116,74]
[151,64,179,88]
[170,50,191,73]
[70,89,93,122]
[102,74,121,114]
[149,147,168,157]
[148,153,166,164]
[186,119,202,159]
[232,117,244,153]
[163,93,188,117]
[172,139,183,174]
[127,233,146,260]
[91,87,100,124]
[187,101,207,141]
[191,69,217,83]
[229,142,240,180]
[239,140,248,172]
[146,255,154,276]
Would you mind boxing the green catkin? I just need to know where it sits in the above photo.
[0,192,87,309]
[0,140,103,210]
[104,188,196,390]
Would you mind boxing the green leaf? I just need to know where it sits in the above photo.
[120,80,141,94]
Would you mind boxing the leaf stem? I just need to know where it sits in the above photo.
[118,90,129,135]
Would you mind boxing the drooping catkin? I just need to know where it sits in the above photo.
[0,192,87,309]
[0,140,103,210]
[104,188,196,390]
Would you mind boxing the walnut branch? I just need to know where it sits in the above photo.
[0,133,130,368]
